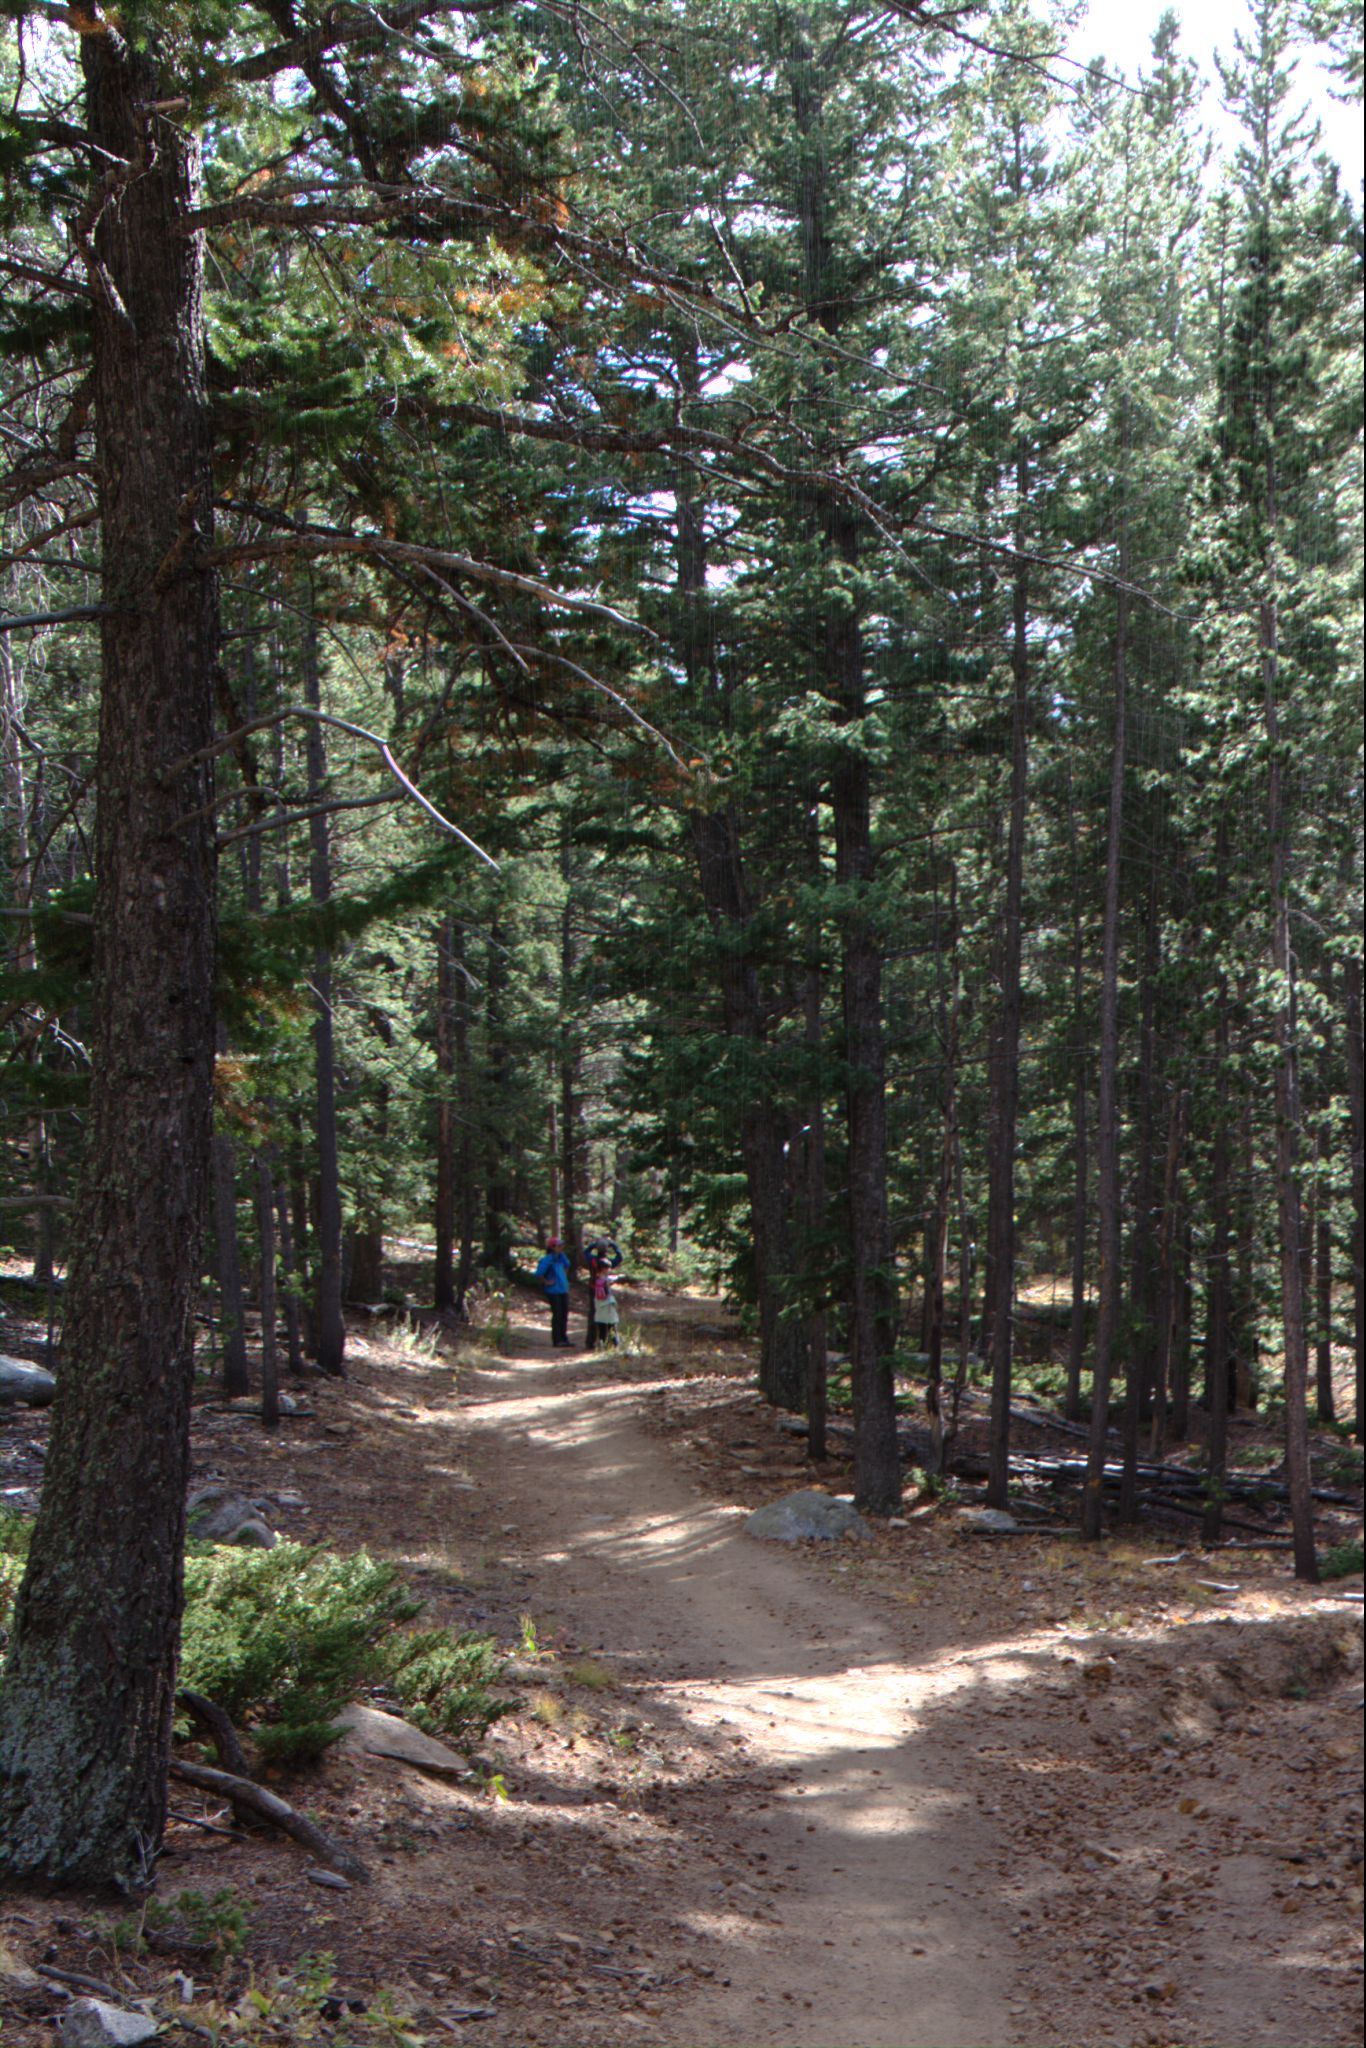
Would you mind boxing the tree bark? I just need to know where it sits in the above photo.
[257,1153,280,1429]
[1345,949,1365,1444]
[825,513,900,1512]
[1313,1107,1335,1424]
[1083,502,1129,1542]
[482,912,515,1275]
[985,442,1030,1512]
[273,1159,306,1378]
[0,25,219,1886]
[303,614,345,1374]
[1120,869,1160,1521]
[672,376,806,1411]
[433,918,457,1312]
[452,923,478,1312]
[1203,988,1234,1543]
[1064,786,1090,1423]
[1259,420,1316,1577]
[1148,1086,1186,1461]
[687,806,806,1411]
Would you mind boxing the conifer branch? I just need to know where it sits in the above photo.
[163,705,499,870]
[210,505,652,634]
[0,252,91,299]
[0,603,107,635]
[231,1,510,84]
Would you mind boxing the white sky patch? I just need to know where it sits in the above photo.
[1067,0,1363,187]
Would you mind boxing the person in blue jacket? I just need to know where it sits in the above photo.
[534,1236,572,1347]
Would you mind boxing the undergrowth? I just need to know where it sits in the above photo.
[0,1516,511,1766]
[180,1541,513,1762]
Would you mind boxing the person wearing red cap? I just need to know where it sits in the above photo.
[534,1236,573,1347]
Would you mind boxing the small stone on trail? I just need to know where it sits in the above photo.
[746,1490,871,1543]
[306,1867,352,1890]
[58,2001,158,2048]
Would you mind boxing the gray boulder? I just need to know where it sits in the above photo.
[186,1485,276,1549]
[337,1702,472,1778]
[957,1506,1021,1536]
[746,1489,870,1543]
[0,1356,56,1406]
[59,2001,159,2048]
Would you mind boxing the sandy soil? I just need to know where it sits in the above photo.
[1,1284,1362,2048]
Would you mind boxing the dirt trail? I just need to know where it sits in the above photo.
[3,1281,1360,2048]
[458,1324,1013,2047]
[446,1291,1362,2048]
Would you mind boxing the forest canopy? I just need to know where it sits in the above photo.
[0,0,1361,1887]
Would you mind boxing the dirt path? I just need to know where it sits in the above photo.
[2,1282,1360,2048]
[444,1292,1362,2048]
[457,1322,1012,2046]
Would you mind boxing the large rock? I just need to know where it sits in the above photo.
[337,1702,472,1777]
[186,1485,276,1549]
[746,1489,870,1543]
[0,1357,55,1406]
[957,1506,1021,1536]
[58,2001,158,2048]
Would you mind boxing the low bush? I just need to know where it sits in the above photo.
[180,1541,513,1764]
[1319,1539,1364,1580]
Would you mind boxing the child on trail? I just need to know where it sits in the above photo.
[593,1266,620,1348]
[581,1234,621,1350]
[534,1236,572,1347]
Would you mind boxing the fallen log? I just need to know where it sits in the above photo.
[776,1413,1351,1507]
[169,1759,369,1884]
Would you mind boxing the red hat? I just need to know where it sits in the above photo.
[546,1236,562,1249]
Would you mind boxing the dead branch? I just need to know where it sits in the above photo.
[177,1690,252,1778]
[168,1759,369,1884]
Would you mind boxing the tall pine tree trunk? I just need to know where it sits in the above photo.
[985,446,1030,1511]
[257,1154,280,1429]
[303,616,344,1374]
[0,27,219,1885]
[1065,786,1090,1423]
[1083,534,1129,1542]
[482,913,514,1275]
[688,807,806,1410]
[1344,948,1364,1444]
[824,506,900,1511]
[212,1123,249,1399]
[1260,452,1316,1576]
[1120,868,1160,1522]
[433,918,457,1313]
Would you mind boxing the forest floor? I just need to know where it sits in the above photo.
[1,1279,1363,2048]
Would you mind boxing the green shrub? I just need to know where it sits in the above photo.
[180,1542,509,1764]
[1320,1540,1364,1581]
[386,1627,514,1743]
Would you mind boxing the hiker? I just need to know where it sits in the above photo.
[534,1236,573,1347]
[592,1265,621,1349]
[581,1234,621,1350]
